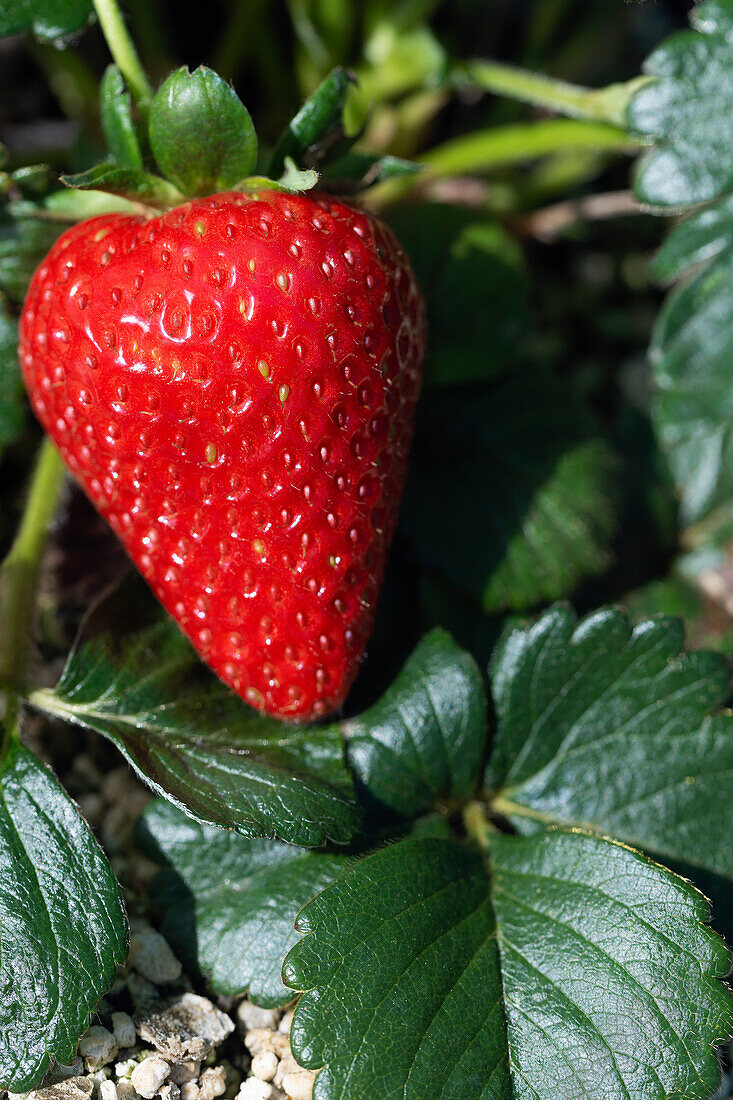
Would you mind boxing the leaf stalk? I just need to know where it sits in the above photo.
[463,800,495,850]
[91,0,153,116]
[0,438,66,752]
[456,61,651,128]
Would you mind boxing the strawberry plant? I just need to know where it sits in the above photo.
[6,1,733,1098]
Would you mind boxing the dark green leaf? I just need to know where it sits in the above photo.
[650,194,733,284]
[284,830,731,1099]
[486,604,733,880]
[100,65,143,171]
[149,67,257,196]
[61,165,183,209]
[28,578,359,848]
[0,739,127,1090]
[0,0,92,42]
[387,206,532,386]
[269,67,353,177]
[285,835,509,1098]
[138,799,349,1006]
[0,304,26,453]
[630,0,733,206]
[343,629,486,818]
[490,831,731,1100]
[0,218,62,304]
[651,244,733,523]
[402,372,619,612]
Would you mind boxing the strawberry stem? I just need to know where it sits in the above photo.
[455,62,652,128]
[462,800,497,850]
[92,0,153,116]
[0,438,66,749]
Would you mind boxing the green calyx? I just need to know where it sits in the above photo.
[10,61,420,226]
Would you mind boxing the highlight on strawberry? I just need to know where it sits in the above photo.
[3,2,733,1099]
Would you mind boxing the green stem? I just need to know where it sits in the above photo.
[456,60,651,128]
[91,0,153,114]
[491,793,555,825]
[0,439,66,740]
[463,801,496,850]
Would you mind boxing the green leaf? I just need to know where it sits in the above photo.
[0,0,92,42]
[402,372,619,612]
[419,119,635,180]
[486,604,733,880]
[28,578,360,848]
[630,0,733,206]
[100,65,144,171]
[0,218,62,304]
[236,159,319,196]
[649,194,733,284]
[61,165,184,209]
[269,67,353,177]
[0,304,26,454]
[44,188,146,219]
[137,799,349,1006]
[0,739,127,1090]
[343,629,486,819]
[284,830,731,1100]
[387,205,532,386]
[651,239,733,524]
[149,66,257,196]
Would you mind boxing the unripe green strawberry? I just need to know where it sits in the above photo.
[19,190,425,719]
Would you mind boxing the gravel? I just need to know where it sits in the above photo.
[78,1028,118,1071]
[1,747,316,1100]
[128,929,183,986]
[131,1059,171,1099]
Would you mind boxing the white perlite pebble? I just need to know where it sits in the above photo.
[281,1072,314,1100]
[244,1030,289,1059]
[130,1057,171,1099]
[158,1084,181,1100]
[78,1026,118,1069]
[179,1084,199,1100]
[114,1059,138,1080]
[250,1053,278,1083]
[237,1081,273,1100]
[198,1068,226,1100]
[111,1012,137,1049]
[277,1011,294,1036]
[273,1055,299,1091]
[129,928,182,985]
[235,1003,280,1034]
[98,1081,119,1100]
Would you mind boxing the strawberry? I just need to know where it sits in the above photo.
[19,190,425,720]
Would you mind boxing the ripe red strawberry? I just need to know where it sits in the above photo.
[20,190,425,720]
